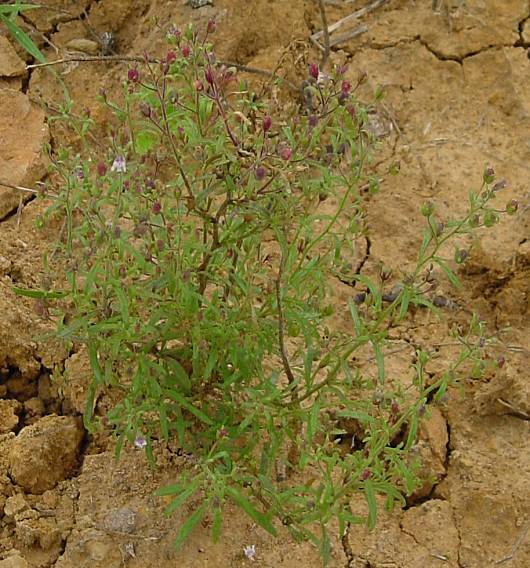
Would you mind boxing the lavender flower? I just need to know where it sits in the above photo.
[243,545,256,561]
[134,435,147,449]
[111,155,127,173]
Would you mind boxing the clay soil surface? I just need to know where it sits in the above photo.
[0,1,529,567]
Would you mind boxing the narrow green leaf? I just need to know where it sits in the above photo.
[12,286,67,299]
[406,413,419,450]
[372,340,385,384]
[347,298,363,336]
[159,403,169,441]
[167,390,214,426]
[174,501,209,548]
[436,258,462,289]
[398,286,411,320]
[157,482,200,516]
[0,5,40,15]
[226,486,277,536]
[0,14,45,63]
[364,479,377,529]
[307,397,320,446]
[212,505,222,543]
[114,286,129,325]
[355,274,382,311]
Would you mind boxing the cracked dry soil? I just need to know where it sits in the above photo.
[0,1,529,567]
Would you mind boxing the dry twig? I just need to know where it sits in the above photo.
[311,0,388,41]
[495,524,529,564]
[316,0,331,67]
[26,55,299,91]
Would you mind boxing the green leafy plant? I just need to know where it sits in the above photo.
[29,22,515,563]
[0,2,45,63]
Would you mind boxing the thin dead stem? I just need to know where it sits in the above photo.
[316,0,331,67]
[275,250,296,393]
[26,55,299,92]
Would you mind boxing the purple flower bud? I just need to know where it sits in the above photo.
[360,468,372,481]
[156,239,165,251]
[152,201,162,214]
[207,18,216,33]
[133,223,148,237]
[492,179,507,191]
[205,67,215,85]
[181,45,191,58]
[97,162,107,176]
[280,146,293,161]
[506,199,518,215]
[309,63,319,80]
[166,50,177,64]
[255,166,266,180]
[455,249,468,264]
[127,68,139,83]
[497,355,505,368]
[341,80,351,95]
[346,104,357,120]
[484,166,495,183]
[140,102,151,117]
[194,79,204,92]
[263,115,272,133]
[308,114,318,128]
[354,292,366,304]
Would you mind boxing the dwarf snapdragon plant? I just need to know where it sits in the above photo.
[34,23,515,563]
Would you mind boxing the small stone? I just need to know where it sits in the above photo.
[188,0,213,7]
[103,507,138,534]
[4,494,29,519]
[65,38,100,55]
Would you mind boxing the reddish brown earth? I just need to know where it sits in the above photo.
[0,1,529,567]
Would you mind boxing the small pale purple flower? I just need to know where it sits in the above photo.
[243,545,256,561]
[111,155,127,173]
[134,435,147,449]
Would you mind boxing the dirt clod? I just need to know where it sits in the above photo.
[8,415,84,494]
